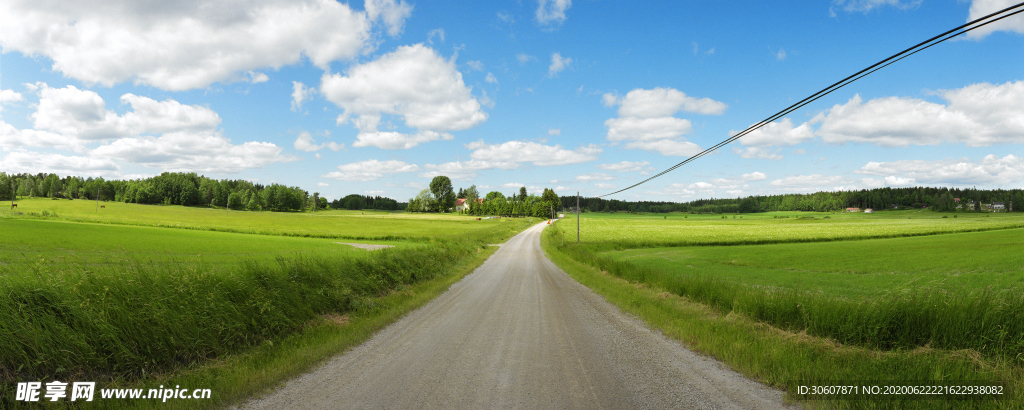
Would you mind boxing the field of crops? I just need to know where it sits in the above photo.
[1,197,504,240]
[569,211,1024,247]
[549,211,1024,367]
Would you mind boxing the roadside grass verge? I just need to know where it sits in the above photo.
[0,218,532,408]
[542,221,1024,409]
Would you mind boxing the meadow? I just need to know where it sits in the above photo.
[3,197,501,240]
[546,211,1024,409]
[0,199,533,408]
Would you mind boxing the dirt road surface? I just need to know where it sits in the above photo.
[239,222,797,409]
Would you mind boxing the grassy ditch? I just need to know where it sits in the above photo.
[542,221,1024,409]
[0,218,532,408]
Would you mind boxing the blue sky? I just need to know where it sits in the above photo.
[1,0,1022,202]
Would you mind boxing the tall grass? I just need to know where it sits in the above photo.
[0,219,531,386]
[550,231,1024,366]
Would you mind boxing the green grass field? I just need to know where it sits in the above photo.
[0,198,535,409]
[2,197,505,240]
[546,211,1024,408]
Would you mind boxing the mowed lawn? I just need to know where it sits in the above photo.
[0,219,388,269]
[3,197,504,240]
[601,227,1024,299]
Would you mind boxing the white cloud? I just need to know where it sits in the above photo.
[597,160,650,172]
[813,82,1024,147]
[365,0,414,37]
[0,89,23,104]
[625,140,703,157]
[735,118,815,147]
[966,0,1024,39]
[92,133,297,174]
[769,174,849,190]
[594,183,616,189]
[575,173,615,182]
[501,182,524,188]
[294,131,343,152]
[0,0,383,91]
[689,181,715,190]
[884,176,916,186]
[742,171,767,181]
[466,60,483,71]
[497,11,515,24]
[548,128,560,136]
[603,87,723,157]
[485,73,498,84]
[776,48,787,61]
[536,0,572,25]
[352,130,453,150]
[292,81,313,112]
[605,116,693,141]
[517,53,535,64]
[247,71,269,84]
[317,182,330,187]
[0,121,78,151]
[0,151,119,178]
[856,154,1024,186]
[428,28,446,44]
[606,87,727,117]
[466,140,600,166]
[831,0,922,13]
[548,52,572,77]
[322,159,419,181]
[734,147,783,160]
[321,44,487,148]
[421,159,517,180]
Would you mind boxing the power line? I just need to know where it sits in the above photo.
[598,2,1024,198]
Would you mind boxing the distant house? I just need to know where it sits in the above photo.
[864,208,874,213]
[845,207,860,213]
[954,198,960,202]
[454,198,483,212]
[993,202,1005,212]
[891,204,899,209]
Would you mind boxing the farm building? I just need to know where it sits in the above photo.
[992,202,1005,212]
[864,208,874,213]
[845,207,860,213]
[454,198,483,212]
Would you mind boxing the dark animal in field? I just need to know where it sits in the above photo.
[10,203,16,209]
[100,205,105,208]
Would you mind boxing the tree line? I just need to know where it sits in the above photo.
[560,186,1023,214]
[0,172,399,213]
[407,176,562,218]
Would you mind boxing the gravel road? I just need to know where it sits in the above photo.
[238,222,798,409]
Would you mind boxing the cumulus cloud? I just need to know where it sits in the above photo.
[966,0,1024,39]
[597,160,650,172]
[321,159,419,181]
[292,82,313,112]
[742,171,768,181]
[606,87,727,117]
[813,82,1024,147]
[466,60,483,71]
[294,131,343,152]
[421,159,517,180]
[625,140,703,157]
[735,118,815,147]
[2,83,295,173]
[0,89,23,104]
[548,128,560,136]
[575,173,614,182]
[603,87,724,157]
[0,0,389,91]
[485,73,498,84]
[856,154,1024,186]
[769,174,849,190]
[733,146,783,160]
[466,140,600,166]
[536,0,572,25]
[321,44,487,149]
[501,182,524,188]
[594,183,616,190]
[548,52,572,77]
[0,151,119,177]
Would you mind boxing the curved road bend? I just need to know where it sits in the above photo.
[239,222,797,409]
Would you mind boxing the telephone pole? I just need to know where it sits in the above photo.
[576,191,580,243]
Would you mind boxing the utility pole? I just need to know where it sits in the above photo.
[96,186,99,211]
[576,191,580,243]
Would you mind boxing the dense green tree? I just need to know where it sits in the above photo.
[430,176,455,212]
